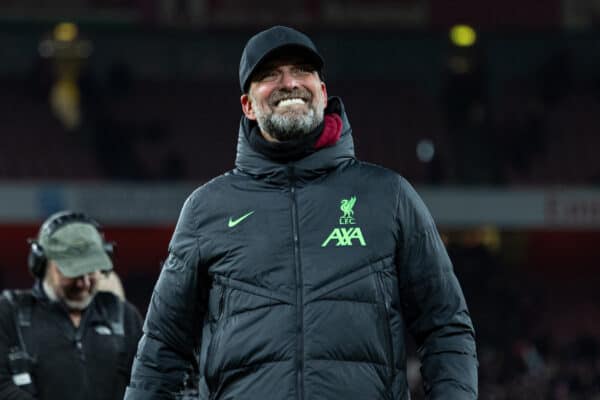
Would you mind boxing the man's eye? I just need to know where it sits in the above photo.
[296,65,313,73]
[258,71,278,81]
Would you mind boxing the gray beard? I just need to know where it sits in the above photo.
[63,295,94,311]
[43,279,95,310]
[255,103,324,142]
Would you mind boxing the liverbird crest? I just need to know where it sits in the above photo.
[339,196,357,225]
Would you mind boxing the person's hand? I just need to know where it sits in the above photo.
[96,271,125,300]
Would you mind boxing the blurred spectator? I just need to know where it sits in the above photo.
[0,211,143,400]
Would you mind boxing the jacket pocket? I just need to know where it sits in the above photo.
[373,271,395,390]
[204,284,227,396]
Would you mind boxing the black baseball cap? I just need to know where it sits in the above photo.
[239,25,324,93]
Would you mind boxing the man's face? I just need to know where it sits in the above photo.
[45,261,100,310]
[241,55,327,142]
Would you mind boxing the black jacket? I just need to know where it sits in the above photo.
[126,98,478,400]
[0,282,143,400]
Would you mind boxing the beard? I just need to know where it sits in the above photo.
[63,293,95,310]
[43,279,96,310]
[252,88,325,142]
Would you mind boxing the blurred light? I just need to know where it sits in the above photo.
[54,22,78,42]
[50,79,81,130]
[450,25,477,47]
[481,225,501,252]
[416,139,435,163]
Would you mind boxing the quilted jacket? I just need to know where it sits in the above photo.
[125,97,478,400]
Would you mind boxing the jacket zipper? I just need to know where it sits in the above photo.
[288,167,304,400]
[73,306,91,362]
[375,272,395,389]
[70,304,92,397]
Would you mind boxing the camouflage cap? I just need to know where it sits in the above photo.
[39,222,113,278]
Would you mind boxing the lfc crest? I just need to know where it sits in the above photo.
[322,196,366,247]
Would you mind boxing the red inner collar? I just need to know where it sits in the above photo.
[314,114,343,149]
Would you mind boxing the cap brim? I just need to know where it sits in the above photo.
[53,250,113,278]
[245,44,324,91]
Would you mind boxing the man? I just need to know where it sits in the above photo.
[0,211,143,400]
[126,26,477,399]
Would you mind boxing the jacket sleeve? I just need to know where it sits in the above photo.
[124,195,208,400]
[395,178,478,399]
[122,301,144,378]
[0,299,37,400]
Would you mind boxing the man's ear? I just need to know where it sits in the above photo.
[240,93,256,120]
[321,81,328,108]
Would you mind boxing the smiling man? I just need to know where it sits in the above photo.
[126,26,478,400]
[241,52,327,142]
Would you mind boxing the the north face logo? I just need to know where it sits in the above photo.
[322,196,367,247]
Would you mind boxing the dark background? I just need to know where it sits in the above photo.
[1,1,600,398]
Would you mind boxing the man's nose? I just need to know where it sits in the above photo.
[279,70,300,89]
[75,274,91,288]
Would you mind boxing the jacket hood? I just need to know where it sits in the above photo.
[234,96,355,184]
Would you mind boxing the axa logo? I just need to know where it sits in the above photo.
[322,196,367,247]
[321,227,366,247]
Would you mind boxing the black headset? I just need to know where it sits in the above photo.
[27,211,114,279]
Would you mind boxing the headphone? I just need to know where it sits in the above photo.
[27,211,114,279]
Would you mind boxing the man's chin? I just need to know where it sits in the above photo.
[64,293,95,310]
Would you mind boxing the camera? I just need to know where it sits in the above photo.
[7,347,38,395]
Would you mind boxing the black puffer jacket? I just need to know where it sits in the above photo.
[125,98,477,400]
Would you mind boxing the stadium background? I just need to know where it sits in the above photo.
[1,1,599,398]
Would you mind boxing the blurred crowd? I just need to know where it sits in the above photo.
[1,5,599,397]
[410,335,600,399]
[404,242,600,400]
[3,47,600,186]
[477,336,600,400]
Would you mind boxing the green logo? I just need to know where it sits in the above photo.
[321,227,366,247]
[339,196,356,225]
[228,211,255,228]
[322,196,366,247]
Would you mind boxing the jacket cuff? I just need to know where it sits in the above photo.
[428,382,478,400]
